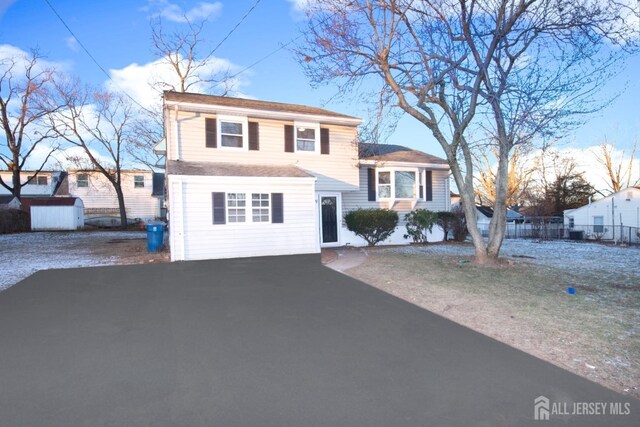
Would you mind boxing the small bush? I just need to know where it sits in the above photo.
[436,211,457,241]
[344,208,398,246]
[404,209,438,243]
[0,208,30,234]
[451,205,468,242]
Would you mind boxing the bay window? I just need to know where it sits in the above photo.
[376,169,417,200]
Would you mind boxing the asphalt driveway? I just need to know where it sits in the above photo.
[0,255,637,426]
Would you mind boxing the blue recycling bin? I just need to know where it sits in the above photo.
[146,223,165,253]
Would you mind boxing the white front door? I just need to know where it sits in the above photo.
[318,193,341,247]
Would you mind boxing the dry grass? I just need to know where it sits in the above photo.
[344,248,640,398]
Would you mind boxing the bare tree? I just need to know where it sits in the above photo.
[129,15,239,170]
[475,145,535,208]
[150,16,235,95]
[593,139,639,194]
[297,0,638,264]
[0,50,61,199]
[50,77,135,228]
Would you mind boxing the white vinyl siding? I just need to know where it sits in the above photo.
[168,175,319,261]
[166,110,359,192]
[341,166,449,246]
[0,172,58,196]
[68,171,161,220]
[343,167,449,216]
[562,187,640,241]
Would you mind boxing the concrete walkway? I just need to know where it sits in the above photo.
[0,255,637,426]
[323,247,368,272]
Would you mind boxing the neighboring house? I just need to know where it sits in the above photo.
[564,187,640,243]
[475,205,524,226]
[0,170,67,198]
[30,197,84,231]
[162,91,451,261]
[56,170,165,224]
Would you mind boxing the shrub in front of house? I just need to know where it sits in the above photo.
[0,208,30,234]
[404,209,438,243]
[344,208,398,246]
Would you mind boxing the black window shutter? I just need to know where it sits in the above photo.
[320,128,330,155]
[271,193,284,223]
[425,171,433,201]
[205,118,217,148]
[284,125,294,152]
[248,122,259,151]
[212,192,226,224]
[367,168,376,201]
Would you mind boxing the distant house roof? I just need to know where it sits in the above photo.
[152,173,165,196]
[53,172,68,196]
[167,161,314,178]
[164,91,360,122]
[359,143,448,165]
[476,205,523,221]
[29,197,82,207]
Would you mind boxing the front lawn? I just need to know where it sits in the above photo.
[344,240,640,398]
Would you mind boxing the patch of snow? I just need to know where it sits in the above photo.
[0,231,146,291]
[385,239,640,281]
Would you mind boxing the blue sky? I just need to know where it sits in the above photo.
[1,0,639,188]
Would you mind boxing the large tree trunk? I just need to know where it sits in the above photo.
[486,144,510,259]
[114,184,128,230]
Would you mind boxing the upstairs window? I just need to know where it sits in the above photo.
[77,173,89,188]
[220,121,244,148]
[294,122,320,153]
[296,127,316,151]
[134,175,145,188]
[28,175,48,185]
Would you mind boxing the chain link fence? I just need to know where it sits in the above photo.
[477,219,640,246]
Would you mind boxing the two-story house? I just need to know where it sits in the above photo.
[55,170,165,225]
[162,91,450,261]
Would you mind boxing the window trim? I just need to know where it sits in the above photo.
[226,192,247,223]
[293,121,320,154]
[27,175,48,185]
[593,216,604,233]
[251,193,271,223]
[217,115,249,151]
[375,167,419,201]
[77,173,89,188]
[133,175,145,188]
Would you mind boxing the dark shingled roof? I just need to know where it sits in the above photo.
[152,172,165,197]
[359,143,448,165]
[167,161,314,178]
[30,197,81,206]
[164,91,359,121]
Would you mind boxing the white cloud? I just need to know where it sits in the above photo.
[287,0,314,13]
[0,44,69,75]
[145,0,223,23]
[106,55,249,109]
[65,36,79,52]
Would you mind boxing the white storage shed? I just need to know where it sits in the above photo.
[30,198,84,231]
